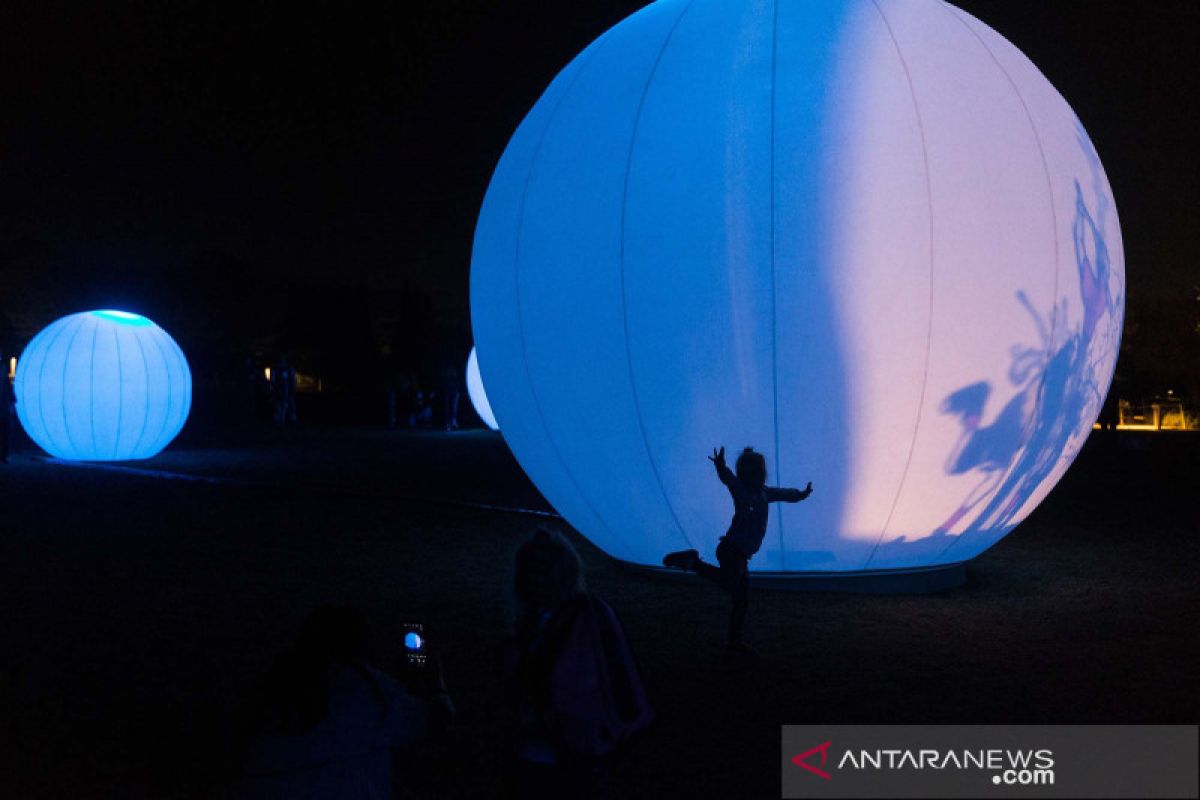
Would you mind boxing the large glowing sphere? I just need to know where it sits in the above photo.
[466,347,499,430]
[471,0,1124,572]
[15,310,192,461]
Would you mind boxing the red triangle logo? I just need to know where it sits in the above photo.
[791,741,832,780]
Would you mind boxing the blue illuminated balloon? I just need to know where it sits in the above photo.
[471,0,1124,573]
[466,347,499,431]
[15,310,192,461]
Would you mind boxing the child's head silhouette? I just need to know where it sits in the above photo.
[513,527,585,615]
[735,447,767,489]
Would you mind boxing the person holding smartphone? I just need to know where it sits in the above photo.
[232,606,453,799]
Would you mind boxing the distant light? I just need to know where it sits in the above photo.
[466,347,498,430]
[7,357,14,380]
[294,371,321,394]
[264,367,271,382]
[16,310,192,460]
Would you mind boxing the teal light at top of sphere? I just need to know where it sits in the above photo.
[15,310,192,461]
[92,309,152,326]
[470,0,1124,573]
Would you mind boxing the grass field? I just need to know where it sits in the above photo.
[0,428,1196,798]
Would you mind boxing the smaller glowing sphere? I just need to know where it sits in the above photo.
[15,310,192,460]
[466,347,499,430]
[404,632,424,651]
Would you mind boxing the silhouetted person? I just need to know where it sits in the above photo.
[438,358,462,431]
[408,389,433,428]
[501,529,652,799]
[663,446,812,654]
[1,357,14,464]
[271,356,299,427]
[233,606,452,798]
[385,385,397,428]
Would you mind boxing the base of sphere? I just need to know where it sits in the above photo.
[626,560,967,594]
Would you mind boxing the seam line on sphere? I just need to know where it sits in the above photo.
[931,4,1063,564]
[112,326,124,459]
[167,333,185,439]
[511,38,642,561]
[862,0,936,570]
[178,340,190,422]
[58,315,90,458]
[88,319,99,456]
[617,0,699,555]
[166,335,184,443]
[769,0,784,570]
[19,327,47,451]
[34,321,69,455]
[147,329,175,453]
[28,322,64,456]
[129,330,152,457]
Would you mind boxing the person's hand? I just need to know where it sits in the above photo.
[399,647,447,698]
[801,481,813,499]
[419,650,456,729]
[708,446,726,469]
[426,650,449,697]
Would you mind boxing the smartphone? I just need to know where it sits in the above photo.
[402,622,428,671]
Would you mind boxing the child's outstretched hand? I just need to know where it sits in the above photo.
[708,446,726,470]
[801,481,813,499]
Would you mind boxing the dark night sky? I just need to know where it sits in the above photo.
[1,1,1196,324]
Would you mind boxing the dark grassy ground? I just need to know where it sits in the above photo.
[0,428,1196,798]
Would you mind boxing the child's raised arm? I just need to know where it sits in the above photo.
[766,482,813,503]
[708,446,741,494]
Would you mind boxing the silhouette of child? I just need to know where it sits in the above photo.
[663,446,811,654]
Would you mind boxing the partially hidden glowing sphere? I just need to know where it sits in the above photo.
[471,0,1124,572]
[466,347,499,431]
[16,310,192,461]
